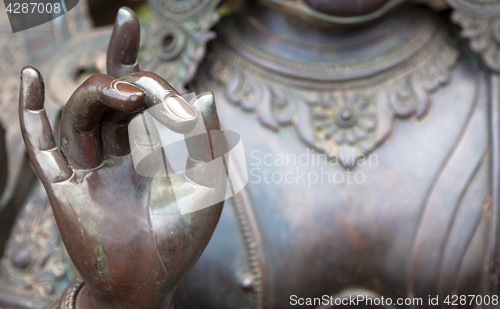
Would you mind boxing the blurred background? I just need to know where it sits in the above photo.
[87,0,148,26]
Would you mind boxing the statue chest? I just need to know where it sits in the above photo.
[176,48,494,308]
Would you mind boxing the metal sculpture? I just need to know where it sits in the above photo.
[2,0,500,308]
[19,8,227,309]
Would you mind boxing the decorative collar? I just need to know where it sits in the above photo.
[201,6,459,167]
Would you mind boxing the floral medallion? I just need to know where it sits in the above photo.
[312,93,378,162]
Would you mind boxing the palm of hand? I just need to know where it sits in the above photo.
[19,7,226,309]
[53,156,222,308]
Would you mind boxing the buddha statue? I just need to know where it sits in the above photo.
[1,0,500,308]
[177,0,495,308]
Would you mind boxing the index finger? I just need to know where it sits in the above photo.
[60,74,146,170]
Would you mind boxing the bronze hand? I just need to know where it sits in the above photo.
[20,7,227,309]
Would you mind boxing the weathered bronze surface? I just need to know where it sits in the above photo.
[18,7,227,309]
[179,1,494,308]
[3,0,500,308]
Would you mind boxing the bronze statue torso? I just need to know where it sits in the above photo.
[176,4,492,308]
[1,0,500,308]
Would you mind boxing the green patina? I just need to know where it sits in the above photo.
[93,245,111,282]
[184,213,192,225]
[78,218,86,245]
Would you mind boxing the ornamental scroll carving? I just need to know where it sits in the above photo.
[141,0,221,92]
[206,26,459,168]
[446,0,500,72]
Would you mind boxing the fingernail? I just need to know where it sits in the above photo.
[112,80,145,97]
[21,66,44,111]
[196,92,215,114]
[164,94,197,120]
[116,7,137,27]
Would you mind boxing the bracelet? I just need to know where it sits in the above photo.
[47,278,85,309]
